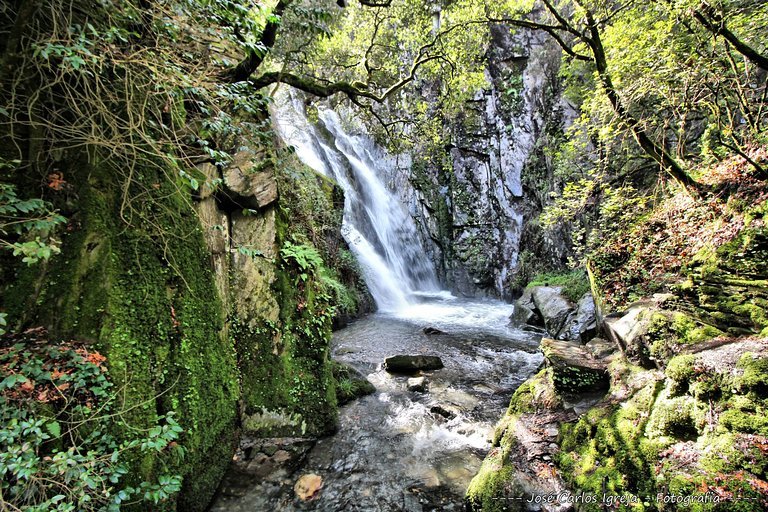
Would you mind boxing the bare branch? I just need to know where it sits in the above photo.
[487,17,591,61]
[252,54,445,101]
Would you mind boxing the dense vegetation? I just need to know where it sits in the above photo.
[1,0,767,510]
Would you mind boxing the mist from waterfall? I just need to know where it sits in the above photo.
[272,90,442,312]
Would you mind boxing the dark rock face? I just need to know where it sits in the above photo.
[383,355,444,373]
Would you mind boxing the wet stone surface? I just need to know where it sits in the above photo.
[211,297,543,511]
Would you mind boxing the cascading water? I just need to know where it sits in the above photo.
[211,90,546,512]
[272,90,441,312]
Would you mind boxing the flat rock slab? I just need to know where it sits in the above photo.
[383,355,444,373]
[541,338,609,392]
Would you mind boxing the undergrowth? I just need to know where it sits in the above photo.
[0,329,184,511]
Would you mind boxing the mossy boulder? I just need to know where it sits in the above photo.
[466,369,572,511]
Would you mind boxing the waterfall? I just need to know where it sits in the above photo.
[272,90,442,312]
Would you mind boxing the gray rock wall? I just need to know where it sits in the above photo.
[406,19,571,299]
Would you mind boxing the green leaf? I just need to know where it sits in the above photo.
[46,421,62,438]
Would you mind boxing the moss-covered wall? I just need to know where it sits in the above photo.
[0,134,371,508]
[2,160,240,510]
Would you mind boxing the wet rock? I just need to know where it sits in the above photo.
[407,376,429,392]
[384,355,444,373]
[294,473,323,501]
[562,292,598,343]
[522,324,547,335]
[423,326,446,335]
[509,288,544,329]
[512,286,597,343]
[541,337,609,393]
[430,404,458,420]
[333,361,376,405]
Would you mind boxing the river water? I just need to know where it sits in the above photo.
[213,294,542,511]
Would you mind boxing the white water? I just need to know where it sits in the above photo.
[273,91,441,312]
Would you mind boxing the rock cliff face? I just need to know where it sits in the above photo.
[406,20,572,298]
[0,130,370,509]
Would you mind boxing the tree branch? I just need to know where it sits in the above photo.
[693,2,768,71]
[225,0,293,83]
[252,53,445,101]
[487,17,591,61]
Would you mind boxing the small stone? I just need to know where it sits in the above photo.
[423,326,446,335]
[294,473,323,501]
[262,444,278,457]
[272,450,291,463]
[430,404,457,420]
[407,376,428,392]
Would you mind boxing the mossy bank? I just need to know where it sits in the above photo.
[0,138,370,509]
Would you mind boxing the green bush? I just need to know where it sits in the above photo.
[0,335,184,511]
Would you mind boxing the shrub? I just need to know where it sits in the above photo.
[0,331,184,511]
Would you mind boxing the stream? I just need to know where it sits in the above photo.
[212,293,542,511]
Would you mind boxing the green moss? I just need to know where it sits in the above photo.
[3,161,240,510]
[671,312,723,345]
[666,354,698,396]
[646,395,703,441]
[736,353,768,396]
[557,379,660,507]
[505,368,560,416]
[528,269,590,303]
[330,360,375,406]
[229,157,369,437]
[465,448,523,512]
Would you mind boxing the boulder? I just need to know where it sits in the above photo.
[531,286,574,339]
[221,149,278,210]
[603,294,676,366]
[384,355,444,373]
[423,327,446,335]
[560,293,598,343]
[509,288,544,329]
[407,376,428,393]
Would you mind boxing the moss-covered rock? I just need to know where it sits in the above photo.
[2,160,240,510]
[466,368,572,510]
[0,138,372,508]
